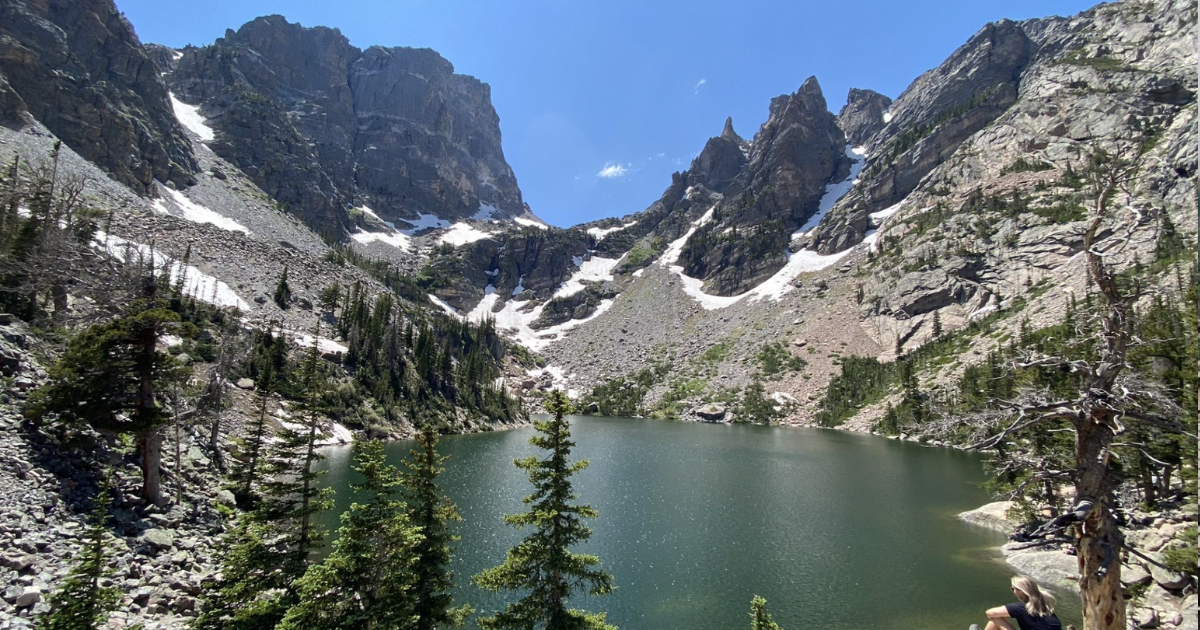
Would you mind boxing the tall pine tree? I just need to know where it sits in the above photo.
[278,439,421,630]
[402,424,472,630]
[473,390,615,630]
[194,324,333,630]
[30,279,188,505]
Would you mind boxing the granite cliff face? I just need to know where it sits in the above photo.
[0,0,197,194]
[807,3,1196,256]
[165,15,526,237]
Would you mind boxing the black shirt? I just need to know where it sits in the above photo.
[1005,602,1063,630]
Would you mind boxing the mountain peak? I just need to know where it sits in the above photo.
[720,116,740,141]
[838,88,892,146]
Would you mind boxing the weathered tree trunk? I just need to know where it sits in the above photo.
[1139,464,1156,507]
[51,282,68,316]
[139,429,165,506]
[208,415,225,472]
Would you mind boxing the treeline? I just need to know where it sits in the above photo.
[253,277,524,432]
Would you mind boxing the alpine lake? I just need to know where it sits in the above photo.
[315,416,1082,630]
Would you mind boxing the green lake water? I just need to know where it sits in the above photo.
[315,416,1080,630]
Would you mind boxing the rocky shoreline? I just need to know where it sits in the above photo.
[959,501,1198,630]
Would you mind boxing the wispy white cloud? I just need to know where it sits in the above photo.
[693,78,707,95]
[597,162,629,179]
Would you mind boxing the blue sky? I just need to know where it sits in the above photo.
[118,0,1099,227]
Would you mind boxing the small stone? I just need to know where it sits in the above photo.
[0,554,34,572]
[140,528,174,551]
[1133,607,1159,629]
[236,378,255,390]
[214,489,237,507]
[1122,563,1152,586]
[14,588,40,608]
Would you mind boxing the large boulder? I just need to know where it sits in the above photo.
[695,403,728,422]
[958,501,1016,533]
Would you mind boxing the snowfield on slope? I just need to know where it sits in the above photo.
[153,187,251,235]
[169,93,215,142]
[93,231,250,310]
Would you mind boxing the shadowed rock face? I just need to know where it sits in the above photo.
[689,117,749,193]
[166,15,525,238]
[0,0,197,194]
[838,88,892,147]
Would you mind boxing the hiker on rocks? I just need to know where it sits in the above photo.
[971,575,1063,630]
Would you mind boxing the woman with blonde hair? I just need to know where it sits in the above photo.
[971,575,1062,630]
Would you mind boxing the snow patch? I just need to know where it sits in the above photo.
[288,329,349,355]
[553,255,619,298]
[513,216,549,230]
[586,221,637,241]
[438,222,493,246]
[351,229,411,251]
[882,111,893,123]
[473,203,500,221]
[400,213,453,233]
[746,247,854,302]
[93,231,250,310]
[770,392,797,406]
[280,419,355,447]
[467,286,615,351]
[428,295,463,319]
[657,203,859,310]
[356,205,383,222]
[512,275,526,297]
[154,188,251,234]
[869,202,904,222]
[169,93,215,142]
[793,144,865,237]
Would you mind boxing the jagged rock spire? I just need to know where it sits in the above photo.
[720,116,740,141]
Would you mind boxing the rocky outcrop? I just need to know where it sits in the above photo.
[811,0,1196,263]
[426,227,593,310]
[165,15,526,237]
[530,283,619,330]
[680,77,848,295]
[0,0,197,194]
[689,117,749,193]
[837,88,892,147]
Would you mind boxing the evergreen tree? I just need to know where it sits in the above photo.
[273,265,292,309]
[748,596,785,630]
[473,390,615,630]
[30,280,188,505]
[192,521,291,630]
[402,425,472,630]
[256,321,334,575]
[195,324,333,630]
[228,359,273,508]
[278,439,422,630]
[35,485,121,630]
[931,310,942,338]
